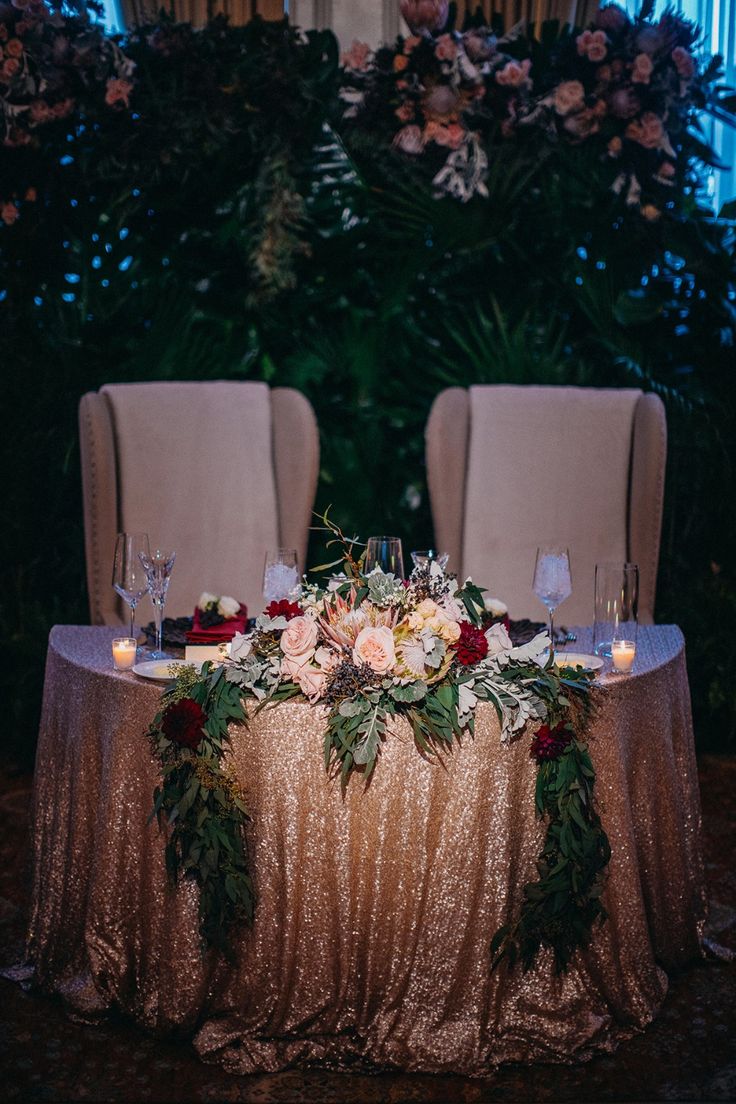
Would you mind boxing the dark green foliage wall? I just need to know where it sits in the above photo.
[2,13,735,766]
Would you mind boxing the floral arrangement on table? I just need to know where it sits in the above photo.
[149,515,611,972]
[341,0,719,215]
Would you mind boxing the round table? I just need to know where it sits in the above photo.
[26,624,706,1076]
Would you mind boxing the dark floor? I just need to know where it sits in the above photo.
[1,757,734,1104]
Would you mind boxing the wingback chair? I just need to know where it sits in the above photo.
[79,381,319,624]
[425,385,667,624]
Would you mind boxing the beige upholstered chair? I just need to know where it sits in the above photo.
[425,385,667,624]
[79,381,319,624]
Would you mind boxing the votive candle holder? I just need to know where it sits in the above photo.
[112,637,137,670]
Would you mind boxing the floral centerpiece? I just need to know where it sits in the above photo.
[149,516,610,971]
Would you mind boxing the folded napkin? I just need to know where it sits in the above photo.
[185,603,248,644]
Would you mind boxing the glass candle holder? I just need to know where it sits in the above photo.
[112,637,137,670]
[594,563,639,657]
[611,638,637,674]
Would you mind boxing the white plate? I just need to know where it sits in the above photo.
[552,652,604,672]
[132,659,201,681]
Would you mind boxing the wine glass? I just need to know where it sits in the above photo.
[411,549,449,571]
[364,536,405,579]
[112,532,150,639]
[263,549,299,606]
[532,547,572,656]
[139,547,177,659]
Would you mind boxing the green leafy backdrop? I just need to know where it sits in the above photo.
[2,11,735,765]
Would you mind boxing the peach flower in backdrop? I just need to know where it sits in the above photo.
[434,34,457,62]
[394,124,424,154]
[554,80,585,116]
[576,30,608,63]
[342,40,371,71]
[495,59,532,88]
[625,111,665,149]
[353,626,396,674]
[631,53,653,84]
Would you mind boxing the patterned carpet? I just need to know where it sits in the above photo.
[1,756,734,1104]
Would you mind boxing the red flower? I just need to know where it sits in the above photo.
[530,721,571,763]
[265,599,302,621]
[452,621,489,666]
[161,698,206,750]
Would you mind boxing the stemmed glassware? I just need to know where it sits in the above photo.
[112,532,151,640]
[263,549,299,605]
[532,546,572,657]
[365,536,405,579]
[139,547,177,660]
[410,550,449,571]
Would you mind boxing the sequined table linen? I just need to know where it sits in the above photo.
[27,625,706,1076]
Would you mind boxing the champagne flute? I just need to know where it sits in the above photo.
[533,547,572,657]
[364,536,405,579]
[112,532,150,639]
[139,547,176,659]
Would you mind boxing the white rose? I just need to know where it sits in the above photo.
[230,633,252,662]
[217,595,240,618]
[197,591,218,611]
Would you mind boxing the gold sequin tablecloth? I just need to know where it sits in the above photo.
[26,625,706,1076]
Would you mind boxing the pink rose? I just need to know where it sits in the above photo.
[554,80,585,116]
[315,645,340,672]
[463,30,495,62]
[672,46,694,80]
[403,35,422,54]
[395,102,414,123]
[29,99,52,124]
[400,0,448,34]
[105,78,133,109]
[496,58,531,88]
[576,30,607,63]
[353,626,396,674]
[595,4,628,32]
[393,124,424,155]
[1,201,19,226]
[5,38,23,58]
[2,56,20,79]
[625,111,664,149]
[631,53,653,84]
[434,33,457,62]
[294,664,327,702]
[342,40,371,71]
[280,615,318,663]
[280,655,305,681]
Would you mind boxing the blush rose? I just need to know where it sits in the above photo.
[353,626,396,674]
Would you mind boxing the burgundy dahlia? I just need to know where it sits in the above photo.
[530,722,571,763]
[453,621,489,666]
[265,599,302,621]
[161,698,206,750]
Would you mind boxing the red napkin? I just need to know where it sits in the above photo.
[185,603,248,644]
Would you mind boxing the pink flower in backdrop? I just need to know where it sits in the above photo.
[595,4,628,32]
[423,83,461,118]
[400,0,448,34]
[463,30,495,62]
[105,78,133,108]
[280,616,318,664]
[576,30,608,63]
[5,38,24,58]
[495,58,531,88]
[353,626,396,674]
[342,40,371,71]
[394,124,424,154]
[608,135,623,156]
[626,111,665,149]
[403,35,422,54]
[395,102,415,123]
[1,201,19,226]
[609,86,640,118]
[554,80,585,116]
[434,34,457,62]
[672,46,695,80]
[51,98,74,119]
[631,53,653,84]
[30,99,53,124]
[1,56,21,79]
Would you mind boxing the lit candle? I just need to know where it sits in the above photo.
[112,637,137,670]
[611,639,636,674]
